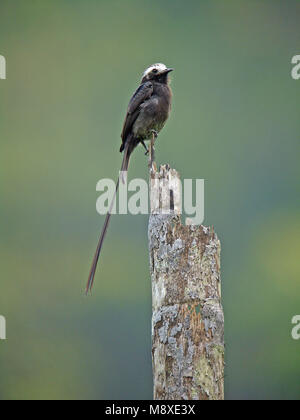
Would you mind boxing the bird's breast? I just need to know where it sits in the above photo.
[133,88,171,139]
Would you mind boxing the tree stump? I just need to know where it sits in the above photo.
[148,164,224,400]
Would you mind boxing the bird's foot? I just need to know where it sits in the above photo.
[150,130,158,139]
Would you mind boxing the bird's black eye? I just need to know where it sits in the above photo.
[152,69,158,74]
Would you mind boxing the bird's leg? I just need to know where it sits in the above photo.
[141,140,149,155]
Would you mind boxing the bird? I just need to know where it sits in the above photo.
[86,63,173,294]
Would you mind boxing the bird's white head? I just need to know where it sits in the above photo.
[142,63,173,83]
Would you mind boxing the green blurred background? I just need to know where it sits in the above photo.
[0,0,299,400]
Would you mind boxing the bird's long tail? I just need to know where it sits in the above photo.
[120,137,133,177]
[86,141,133,294]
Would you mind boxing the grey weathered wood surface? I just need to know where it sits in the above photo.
[148,164,224,400]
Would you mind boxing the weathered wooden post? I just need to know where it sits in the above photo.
[148,161,224,400]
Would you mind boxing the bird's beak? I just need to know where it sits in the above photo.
[161,68,174,75]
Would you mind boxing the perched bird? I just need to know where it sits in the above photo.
[86,63,173,294]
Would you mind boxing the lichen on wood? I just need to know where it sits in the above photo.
[149,164,224,400]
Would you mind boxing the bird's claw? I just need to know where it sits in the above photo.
[151,130,158,139]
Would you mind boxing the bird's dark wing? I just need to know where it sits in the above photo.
[121,81,153,145]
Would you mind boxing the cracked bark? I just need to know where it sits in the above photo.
[148,164,224,400]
